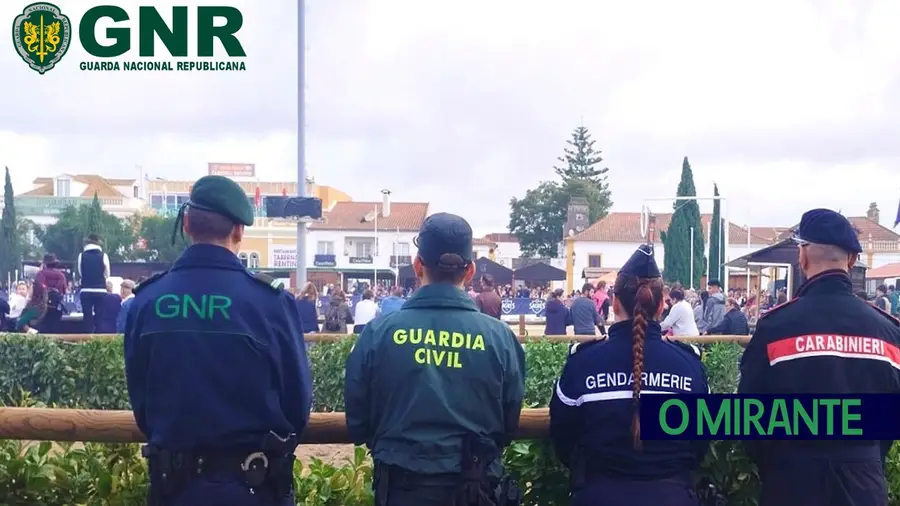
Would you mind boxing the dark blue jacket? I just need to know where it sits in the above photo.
[124,244,312,451]
[344,283,526,475]
[295,298,319,333]
[97,293,121,333]
[707,307,750,335]
[549,320,709,479]
[544,298,567,336]
[116,297,134,333]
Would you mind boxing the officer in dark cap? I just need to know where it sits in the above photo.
[738,208,900,506]
[549,244,709,506]
[344,212,526,506]
[124,175,312,506]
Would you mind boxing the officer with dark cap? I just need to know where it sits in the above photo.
[344,212,526,506]
[124,175,312,506]
[738,208,900,506]
[549,244,709,506]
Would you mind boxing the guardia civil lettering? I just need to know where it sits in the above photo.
[392,328,486,369]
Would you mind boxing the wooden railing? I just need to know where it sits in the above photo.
[0,332,749,443]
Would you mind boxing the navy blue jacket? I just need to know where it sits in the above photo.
[296,298,319,333]
[344,283,526,475]
[544,298,567,336]
[707,307,750,335]
[549,320,709,479]
[97,293,122,333]
[124,244,312,451]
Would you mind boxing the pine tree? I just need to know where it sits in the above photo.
[86,192,103,237]
[708,183,724,283]
[0,167,19,285]
[661,157,707,287]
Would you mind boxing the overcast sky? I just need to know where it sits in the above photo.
[1,0,899,237]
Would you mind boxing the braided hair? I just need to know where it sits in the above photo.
[613,272,664,450]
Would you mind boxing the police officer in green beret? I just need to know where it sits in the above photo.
[124,175,313,506]
[344,212,526,506]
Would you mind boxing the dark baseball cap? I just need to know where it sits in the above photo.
[414,213,474,267]
[792,208,862,254]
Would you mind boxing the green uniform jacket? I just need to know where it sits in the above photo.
[344,283,526,475]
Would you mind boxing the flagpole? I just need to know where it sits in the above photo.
[373,204,378,288]
[295,0,308,287]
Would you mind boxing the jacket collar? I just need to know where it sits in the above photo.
[402,284,479,311]
[170,244,246,272]
[796,269,852,298]
[83,244,102,252]
[607,319,663,341]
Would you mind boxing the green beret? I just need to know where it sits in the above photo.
[188,175,254,226]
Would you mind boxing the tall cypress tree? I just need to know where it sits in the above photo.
[0,167,19,285]
[708,183,724,283]
[86,191,103,237]
[661,157,707,287]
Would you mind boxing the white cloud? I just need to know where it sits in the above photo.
[1,0,899,233]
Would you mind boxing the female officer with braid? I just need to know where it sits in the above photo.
[549,245,710,506]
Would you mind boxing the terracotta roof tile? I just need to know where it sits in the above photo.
[868,262,900,279]
[574,212,774,244]
[22,174,128,198]
[310,201,428,232]
[473,238,498,247]
[483,233,518,243]
[20,184,53,196]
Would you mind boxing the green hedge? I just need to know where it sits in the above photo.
[0,334,899,505]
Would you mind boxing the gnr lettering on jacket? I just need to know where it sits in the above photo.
[154,294,232,320]
[585,371,693,392]
[392,328,486,369]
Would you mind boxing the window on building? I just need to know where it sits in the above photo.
[356,241,373,258]
[317,241,334,255]
[166,195,176,207]
[56,178,70,197]
[393,242,410,256]
[133,186,139,198]
[238,252,249,267]
[176,195,189,206]
[588,254,602,268]
[150,195,162,209]
[249,252,260,269]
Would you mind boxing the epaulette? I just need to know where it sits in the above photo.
[248,271,284,292]
[872,305,900,328]
[568,337,605,356]
[133,270,168,295]
[670,340,702,359]
[757,298,799,321]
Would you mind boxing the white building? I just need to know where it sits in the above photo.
[569,212,776,287]
[13,174,145,226]
[262,193,429,290]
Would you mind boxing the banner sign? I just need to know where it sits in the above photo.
[270,246,297,269]
[208,163,255,177]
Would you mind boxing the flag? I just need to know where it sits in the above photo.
[254,187,261,208]
[282,187,287,197]
[894,197,900,228]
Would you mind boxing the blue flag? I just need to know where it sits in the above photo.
[895,198,900,228]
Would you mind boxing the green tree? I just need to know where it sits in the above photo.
[509,126,614,257]
[0,167,19,285]
[17,216,42,261]
[708,183,725,283]
[86,192,103,237]
[134,214,188,262]
[35,205,136,262]
[661,157,706,287]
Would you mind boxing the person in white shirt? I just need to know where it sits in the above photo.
[8,282,29,320]
[660,286,700,337]
[352,288,380,333]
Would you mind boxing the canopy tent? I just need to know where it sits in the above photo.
[474,257,514,286]
[513,262,566,282]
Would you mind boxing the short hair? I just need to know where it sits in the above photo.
[186,208,235,242]
[707,279,721,288]
[121,279,135,290]
[582,283,594,293]
[391,285,404,297]
[669,287,685,301]
[86,234,101,245]
[424,254,470,285]
[481,274,494,287]
[877,284,887,293]
[726,297,740,309]
[362,289,374,300]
